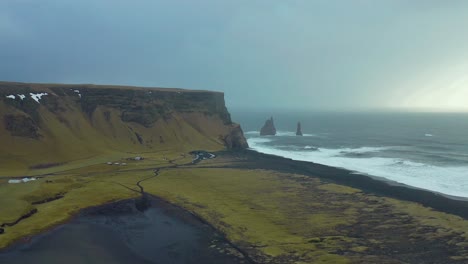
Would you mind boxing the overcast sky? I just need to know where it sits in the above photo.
[1,0,468,111]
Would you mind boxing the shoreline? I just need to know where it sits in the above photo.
[352,172,468,202]
[2,149,468,262]
[244,145,468,202]
[221,149,468,219]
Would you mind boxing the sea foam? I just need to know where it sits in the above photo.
[245,130,316,137]
[248,137,468,198]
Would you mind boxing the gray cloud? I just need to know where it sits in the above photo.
[1,0,468,111]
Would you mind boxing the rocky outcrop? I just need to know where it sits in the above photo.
[296,122,303,136]
[260,117,276,136]
[3,114,40,139]
[221,124,249,149]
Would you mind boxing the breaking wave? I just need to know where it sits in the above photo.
[248,137,468,198]
[245,130,316,137]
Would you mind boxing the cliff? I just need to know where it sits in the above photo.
[0,81,247,175]
[260,117,276,136]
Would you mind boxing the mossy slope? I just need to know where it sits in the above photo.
[0,82,246,176]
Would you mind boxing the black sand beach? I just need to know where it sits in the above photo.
[215,150,468,220]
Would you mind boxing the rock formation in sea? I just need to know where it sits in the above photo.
[260,117,276,136]
[296,122,303,136]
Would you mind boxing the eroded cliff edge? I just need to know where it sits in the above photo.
[0,81,248,174]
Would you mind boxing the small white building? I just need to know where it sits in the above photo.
[8,177,36,184]
[8,179,22,184]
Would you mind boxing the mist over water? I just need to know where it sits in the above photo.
[232,111,468,198]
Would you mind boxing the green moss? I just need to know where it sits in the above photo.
[385,198,468,240]
[313,254,351,263]
[317,183,361,194]
[0,172,141,249]
[141,169,359,262]
[1,152,468,262]
[0,199,33,224]
[141,168,468,262]
[350,246,368,252]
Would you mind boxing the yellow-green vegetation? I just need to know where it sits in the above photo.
[0,149,197,249]
[0,82,239,176]
[141,169,361,263]
[0,107,227,176]
[0,172,140,249]
[1,154,468,263]
[141,168,468,263]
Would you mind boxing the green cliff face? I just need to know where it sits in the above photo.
[1,82,232,126]
[0,81,247,175]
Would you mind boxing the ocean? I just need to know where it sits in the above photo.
[231,111,468,198]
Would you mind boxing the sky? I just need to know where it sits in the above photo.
[1,0,468,112]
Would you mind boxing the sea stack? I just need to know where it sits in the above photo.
[260,117,277,136]
[296,122,303,136]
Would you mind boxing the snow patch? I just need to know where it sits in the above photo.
[73,89,81,98]
[5,95,15,99]
[30,93,48,103]
[17,94,26,100]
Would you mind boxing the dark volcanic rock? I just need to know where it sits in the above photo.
[296,122,303,136]
[78,87,232,127]
[3,114,40,139]
[221,124,249,149]
[260,117,276,136]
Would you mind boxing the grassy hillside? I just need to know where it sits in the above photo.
[0,82,246,176]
